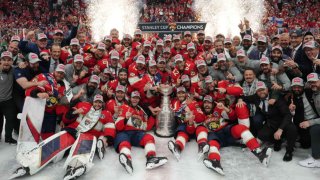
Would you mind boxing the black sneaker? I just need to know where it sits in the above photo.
[119,153,133,174]
[168,140,181,161]
[203,158,224,176]
[283,151,293,162]
[5,137,17,145]
[96,139,105,160]
[198,142,209,160]
[63,165,86,180]
[9,167,30,179]
[252,147,273,167]
[273,141,282,152]
[146,156,168,170]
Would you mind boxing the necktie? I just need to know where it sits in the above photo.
[292,49,296,59]
[262,100,266,113]
[259,52,263,59]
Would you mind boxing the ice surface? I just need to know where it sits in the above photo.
[0,134,319,180]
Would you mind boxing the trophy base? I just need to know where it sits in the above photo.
[154,130,175,138]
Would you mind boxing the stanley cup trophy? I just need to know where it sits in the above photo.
[155,84,176,137]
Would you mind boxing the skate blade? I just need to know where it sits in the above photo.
[119,154,133,174]
[263,148,273,167]
[97,140,104,160]
[203,160,225,176]
[9,168,28,179]
[198,145,209,161]
[146,159,168,170]
[63,167,85,180]
[168,141,180,161]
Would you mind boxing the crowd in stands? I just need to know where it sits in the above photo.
[0,0,89,50]
[262,0,320,36]
[140,0,197,23]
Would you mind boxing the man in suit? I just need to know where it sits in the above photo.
[290,29,313,80]
[279,33,292,57]
[303,40,320,74]
[239,81,297,161]
[248,35,271,60]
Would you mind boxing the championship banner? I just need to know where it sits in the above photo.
[138,22,207,39]
[138,22,207,32]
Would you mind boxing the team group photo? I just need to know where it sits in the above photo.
[0,0,319,179]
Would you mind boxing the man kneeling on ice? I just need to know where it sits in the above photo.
[11,94,116,180]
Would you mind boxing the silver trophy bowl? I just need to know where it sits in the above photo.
[155,84,176,137]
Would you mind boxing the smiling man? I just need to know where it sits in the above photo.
[0,51,19,144]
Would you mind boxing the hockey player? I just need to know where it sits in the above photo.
[168,86,208,160]
[171,54,197,86]
[128,55,147,86]
[114,91,168,174]
[200,95,273,175]
[10,94,116,180]
[105,85,128,119]
[25,61,64,140]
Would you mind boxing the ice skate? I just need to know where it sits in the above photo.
[9,167,30,179]
[146,156,168,170]
[63,165,86,180]
[252,147,273,167]
[119,153,133,174]
[96,139,105,160]
[198,142,209,160]
[168,140,181,161]
[203,158,225,176]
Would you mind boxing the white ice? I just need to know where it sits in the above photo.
[0,134,319,180]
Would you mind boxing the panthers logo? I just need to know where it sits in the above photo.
[132,117,142,128]
[85,119,91,126]
[205,117,220,131]
[132,115,143,128]
[46,96,58,107]
[169,22,177,31]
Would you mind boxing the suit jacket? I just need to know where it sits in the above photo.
[282,47,292,57]
[243,95,292,130]
[248,47,271,60]
[293,45,313,80]
[287,89,320,124]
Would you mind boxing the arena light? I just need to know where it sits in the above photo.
[193,0,265,38]
[87,0,143,42]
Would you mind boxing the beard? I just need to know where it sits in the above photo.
[1,66,11,73]
[271,57,281,63]
[293,90,304,96]
[119,79,127,85]
[203,106,213,115]
[86,85,96,97]
[220,64,228,71]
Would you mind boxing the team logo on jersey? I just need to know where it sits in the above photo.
[206,117,220,131]
[85,119,91,126]
[132,115,143,128]
[46,96,57,107]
